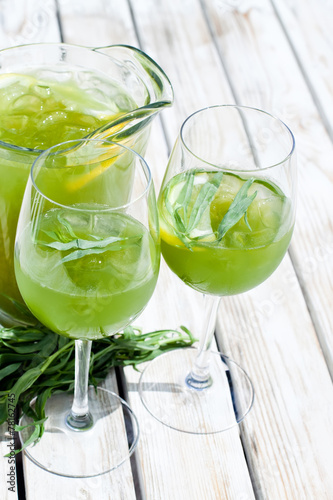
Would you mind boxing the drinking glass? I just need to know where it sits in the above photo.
[139,105,296,434]
[14,138,160,476]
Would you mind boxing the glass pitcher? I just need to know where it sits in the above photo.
[0,43,173,327]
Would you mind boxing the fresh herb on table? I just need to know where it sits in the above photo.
[0,323,196,451]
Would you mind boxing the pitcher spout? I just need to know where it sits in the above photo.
[92,45,173,146]
[95,44,173,108]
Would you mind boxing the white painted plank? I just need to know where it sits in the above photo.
[128,0,235,146]
[127,123,255,499]
[126,1,257,498]
[22,373,136,500]
[217,258,333,499]
[0,0,60,46]
[126,364,255,500]
[271,0,333,138]
[57,0,137,47]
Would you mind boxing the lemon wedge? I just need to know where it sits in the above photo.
[65,119,131,192]
[0,72,37,88]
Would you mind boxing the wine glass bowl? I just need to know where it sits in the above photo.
[139,105,296,434]
[14,138,160,476]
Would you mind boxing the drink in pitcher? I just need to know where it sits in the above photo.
[0,69,137,325]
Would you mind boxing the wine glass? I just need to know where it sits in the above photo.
[139,105,296,434]
[14,138,160,476]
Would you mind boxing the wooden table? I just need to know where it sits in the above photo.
[1,0,333,498]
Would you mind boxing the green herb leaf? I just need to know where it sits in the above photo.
[173,209,186,233]
[164,181,192,249]
[175,171,195,226]
[40,234,138,251]
[186,171,223,233]
[37,213,143,265]
[14,417,48,432]
[5,418,48,457]
[56,213,77,241]
[9,365,45,408]
[163,170,223,248]
[217,177,257,240]
[0,322,196,452]
[0,363,21,382]
[56,235,142,265]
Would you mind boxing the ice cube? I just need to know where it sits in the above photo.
[92,213,127,238]
[33,84,52,98]
[61,211,92,237]
[248,228,276,247]
[225,230,247,248]
[12,94,43,113]
[258,196,283,229]
[1,115,29,131]
[112,231,151,283]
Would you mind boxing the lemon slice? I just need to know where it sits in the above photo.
[65,141,127,192]
[0,72,37,89]
[159,222,183,247]
[65,118,131,191]
[66,154,118,191]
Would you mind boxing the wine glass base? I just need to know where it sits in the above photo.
[19,386,139,478]
[139,348,254,434]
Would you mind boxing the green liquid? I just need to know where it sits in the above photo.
[0,70,138,325]
[15,208,159,340]
[159,171,293,296]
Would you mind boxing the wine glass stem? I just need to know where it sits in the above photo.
[66,339,94,431]
[186,294,221,390]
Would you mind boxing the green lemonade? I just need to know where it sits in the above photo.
[14,207,159,340]
[159,170,293,295]
[0,71,138,325]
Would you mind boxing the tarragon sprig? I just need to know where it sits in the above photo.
[186,171,223,233]
[0,323,196,453]
[36,211,142,265]
[217,177,257,241]
[164,170,257,247]
[165,170,223,248]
